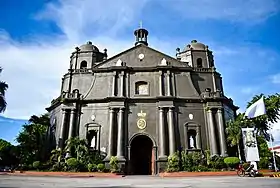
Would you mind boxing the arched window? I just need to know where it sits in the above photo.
[80,61,87,69]
[187,129,197,149]
[135,81,149,95]
[196,58,203,68]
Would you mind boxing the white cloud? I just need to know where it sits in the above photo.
[271,73,280,84]
[35,0,149,40]
[169,0,279,22]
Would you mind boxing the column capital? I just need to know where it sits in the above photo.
[217,108,223,113]
[206,108,212,113]
[109,108,115,112]
[119,107,125,112]
[158,107,164,111]
[168,106,175,110]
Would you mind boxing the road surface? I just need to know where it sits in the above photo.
[0,175,279,188]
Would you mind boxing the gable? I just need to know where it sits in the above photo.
[96,44,189,68]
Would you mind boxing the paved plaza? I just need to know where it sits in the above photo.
[0,175,279,188]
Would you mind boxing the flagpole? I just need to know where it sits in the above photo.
[270,127,277,172]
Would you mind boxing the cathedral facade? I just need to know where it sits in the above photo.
[46,27,238,175]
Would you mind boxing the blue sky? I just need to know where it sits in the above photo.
[0,0,280,145]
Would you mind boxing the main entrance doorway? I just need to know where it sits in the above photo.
[130,135,154,175]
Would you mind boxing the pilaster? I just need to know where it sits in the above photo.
[158,107,167,159]
[105,108,115,161]
[217,108,227,156]
[168,107,175,155]
[206,109,218,155]
[116,108,125,161]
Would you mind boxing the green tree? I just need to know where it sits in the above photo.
[0,139,11,151]
[0,67,8,113]
[226,114,244,159]
[246,93,280,140]
[16,123,48,164]
[0,139,20,167]
[16,114,50,164]
[28,113,50,126]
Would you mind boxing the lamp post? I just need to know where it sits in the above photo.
[269,126,280,172]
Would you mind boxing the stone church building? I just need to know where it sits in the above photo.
[46,27,238,175]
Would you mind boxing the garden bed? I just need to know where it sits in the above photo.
[6,171,124,177]
[160,169,274,177]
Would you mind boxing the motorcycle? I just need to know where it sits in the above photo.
[237,163,258,177]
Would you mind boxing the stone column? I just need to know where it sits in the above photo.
[68,109,76,140]
[207,109,218,155]
[119,72,124,97]
[65,109,76,158]
[217,108,227,156]
[58,109,66,148]
[166,71,171,96]
[96,126,101,152]
[105,108,115,160]
[196,126,201,150]
[159,71,163,96]
[168,107,176,155]
[158,107,167,159]
[111,72,116,97]
[116,108,125,161]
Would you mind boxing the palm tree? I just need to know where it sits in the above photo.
[226,115,243,160]
[64,137,89,162]
[0,67,8,113]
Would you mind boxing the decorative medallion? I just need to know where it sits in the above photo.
[137,110,147,130]
[138,53,145,60]
[188,113,194,120]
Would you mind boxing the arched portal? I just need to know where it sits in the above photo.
[130,135,154,175]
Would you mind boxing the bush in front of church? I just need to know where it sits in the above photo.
[166,152,180,172]
[87,163,97,172]
[224,157,240,169]
[109,156,120,173]
[66,158,79,172]
[97,163,105,172]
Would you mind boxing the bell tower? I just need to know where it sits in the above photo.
[134,23,149,46]
[176,40,214,68]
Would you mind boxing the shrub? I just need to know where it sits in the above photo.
[97,163,105,172]
[224,157,240,169]
[87,163,97,172]
[167,152,180,172]
[181,151,206,171]
[32,161,41,170]
[109,156,119,173]
[66,158,79,172]
[258,158,269,169]
[50,162,65,171]
[181,151,193,171]
[208,155,226,169]
[195,165,209,172]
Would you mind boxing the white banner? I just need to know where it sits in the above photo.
[241,128,260,162]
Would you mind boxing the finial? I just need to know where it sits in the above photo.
[140,21,143,29]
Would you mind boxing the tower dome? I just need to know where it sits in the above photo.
[79,41,99,52]
[184,40,207,51]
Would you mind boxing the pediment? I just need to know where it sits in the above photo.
[96,44,189,68]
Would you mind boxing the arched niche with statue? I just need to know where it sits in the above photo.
[184,122,201,151]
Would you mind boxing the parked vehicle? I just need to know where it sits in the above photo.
[237,163,258,177]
